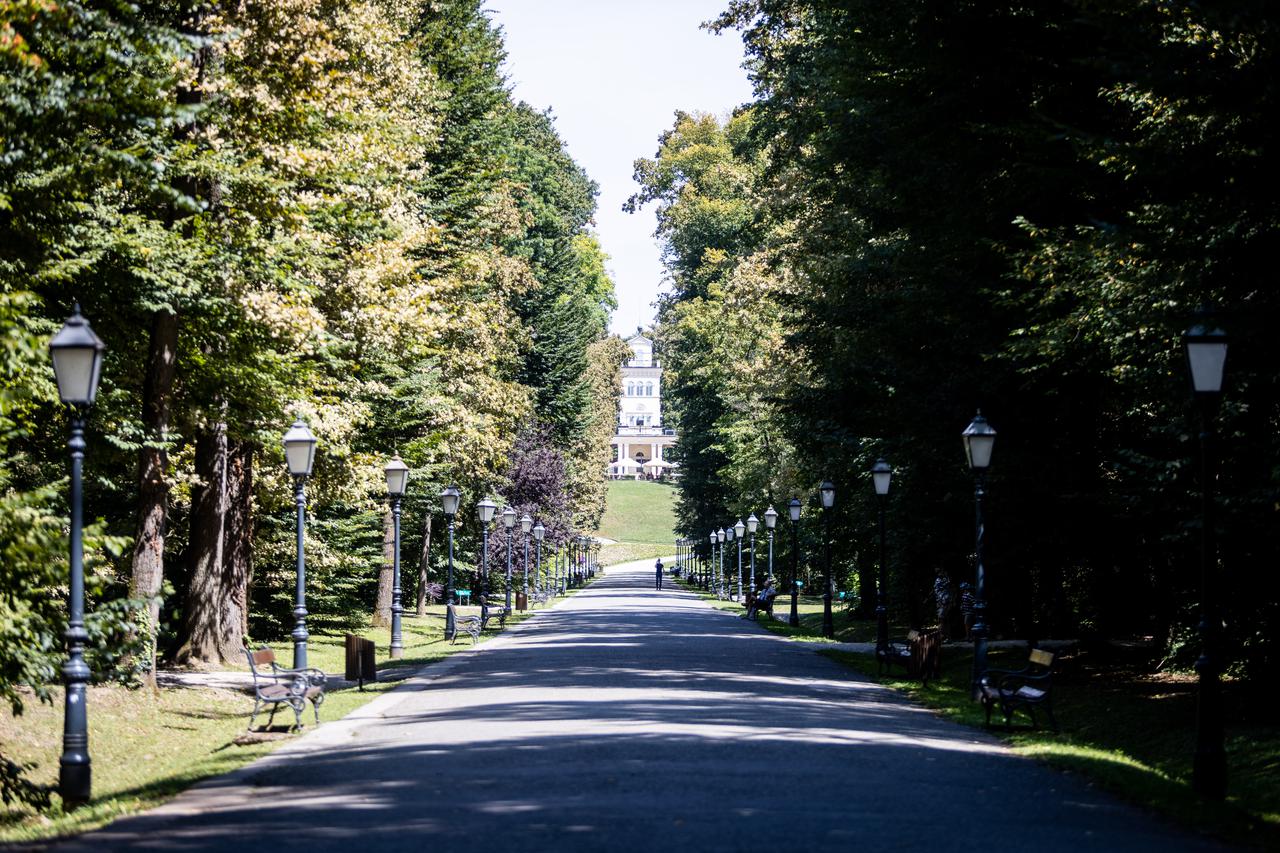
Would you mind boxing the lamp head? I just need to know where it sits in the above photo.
[819,480,835,509]
[477,498,497,524]
[962,411,997,471]
[384,454,409,496]
[49,305,106,406]
[764,506,778,529]
[533,522,545,541]
[282,420,317,477]
[747,513,759,534]
[1183,319,1228,397]
[872,458,892,496]
[788,497,801,522]
[439,485,461,517]
[502,506,516,528]
[734,518,745,538]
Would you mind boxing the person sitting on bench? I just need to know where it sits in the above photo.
[745,578,777,620]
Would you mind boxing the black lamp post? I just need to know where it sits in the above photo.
[962,411,996,696]
[440,485,460,640]
[533,522,545,595]
[871,459,892,657]
[282,419,318,669]
[384,455,409,659]
[520,514,533,600]
[788,499,801,627]
[1184,318,1228,800]
[819,481,835,639]
[49,305,105,808]
[747,515,759,593]
[734,519,745,601]
[477,499,497,625]
[707,531,716,591]
[501,506,516,610]
[764,506,777,590]
[717,528,727,598]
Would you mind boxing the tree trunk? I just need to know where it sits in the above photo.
[173,421,228,666]
[373,504,394,627]
[857,556,876,619]
[216,440,253,660]
[128,309,178,689]
[415,511,433,615]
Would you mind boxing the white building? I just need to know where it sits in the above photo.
[610,333,677,477]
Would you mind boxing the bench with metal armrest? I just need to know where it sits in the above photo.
[244,644,326,731]
[978,647,1058,731]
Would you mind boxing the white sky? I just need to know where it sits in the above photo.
[485,1,754,336]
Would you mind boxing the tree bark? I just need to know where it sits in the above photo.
[857,554,876,619]
[217,440,253,660]
[415,511,433,615]
[373,504,394,627]
[173,421,228,666]
[128,309,178,689]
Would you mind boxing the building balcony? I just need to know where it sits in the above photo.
[615,425,677,437]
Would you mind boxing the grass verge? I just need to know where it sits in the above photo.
[0,596,570,844]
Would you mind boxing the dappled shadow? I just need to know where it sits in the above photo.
[54,565,1225,853]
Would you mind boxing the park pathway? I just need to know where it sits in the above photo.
[58,560,1224,852]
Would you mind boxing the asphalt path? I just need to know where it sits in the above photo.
[57,559,1226,852]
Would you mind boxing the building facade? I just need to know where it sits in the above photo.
[610,333,677,477]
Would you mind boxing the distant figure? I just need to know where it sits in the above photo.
[745,577,777,620]
[959,582,976,641]
[655,558,664,590]
[933,568,953,638]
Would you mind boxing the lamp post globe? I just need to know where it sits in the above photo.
[384,455,410,659]
[1183,318,1228,800]
[963,411,996,697]
[281,419,317,671]
[440,486,461,640]
[788,498,801,627]
[871,459,892,656]
[50,306,106,807]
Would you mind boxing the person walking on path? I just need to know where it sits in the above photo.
[960,581,976,641]
[654,558,664,590]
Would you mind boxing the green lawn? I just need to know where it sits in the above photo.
[0,596,574,843]
[594,480,677,565]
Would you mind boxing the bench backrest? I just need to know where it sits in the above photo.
[244,645,275,686]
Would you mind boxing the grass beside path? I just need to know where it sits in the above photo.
[594,479,677,566]
[674,574,1279,846]
[0,594,577,844]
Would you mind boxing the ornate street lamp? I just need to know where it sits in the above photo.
[747,514,759,595]
[477,499,497,625]
[520,513,533,605]
[788,499,801,627]
[871,459,892,657]
[501,506,516,610]
[962,411,996,695]
[282,419,317,668]
[384,455,410,659]
[819,481,835,638]
[1184,318,1228,799]
[717,527,727,598]
[49,305,106,806]
[533,522,545,596]
[439,485,461,640]
[764,506,777,594]
[708,531,716,591]
[733,519,745,601]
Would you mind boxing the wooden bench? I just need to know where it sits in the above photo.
[978,647,1058,731]
[244,644,326,730]
[876,629,942,686]
[743,591,777,620]
[447,605,481,645]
